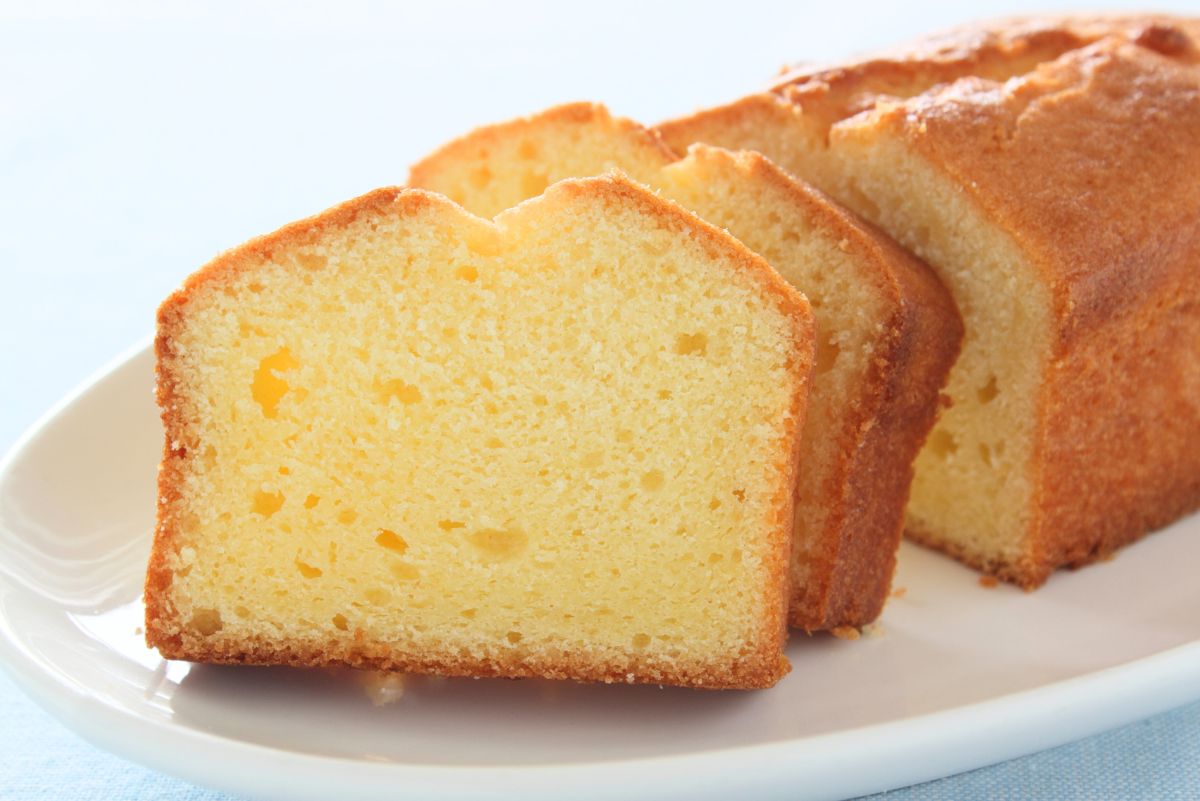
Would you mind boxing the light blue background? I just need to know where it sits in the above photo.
[2,2,1197,798]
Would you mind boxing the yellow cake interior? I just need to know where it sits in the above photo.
[656,152,890,597]
[660,76,1058,576]
[828,128,1050,571]
[409,106,895,627]
[156,180,805,684]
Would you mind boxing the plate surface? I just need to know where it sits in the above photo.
[1,343,1198,801]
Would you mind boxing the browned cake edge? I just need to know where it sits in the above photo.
[658,15,1199,170]
[801,203,963,629]
[769,14,1198,103]
[146,175,814,690]
[1028,196,1200,588]
[710,148,962,631]
[408,101,680,193]
[658,93,806,158]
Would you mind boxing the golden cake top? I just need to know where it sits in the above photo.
[768,15,1200,134]
[834,36,1200,341]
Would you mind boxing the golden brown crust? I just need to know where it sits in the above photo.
[769,14,1200,133]
[660,93,809,154]
[904,520,1040,590]
[1031,284,1200,586]
[660,15,1199,161]
[858,38,1200,586]
[147,175,809,690]
[865,39,1200,342]
[800,207,963,628]
[409,102,681,191]
[152,631,788,690]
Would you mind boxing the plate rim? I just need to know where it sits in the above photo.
[2,341,1199,801]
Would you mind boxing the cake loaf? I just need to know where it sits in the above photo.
[410,104,961,631]
[661,17,1200,587]
[145,174,814,689]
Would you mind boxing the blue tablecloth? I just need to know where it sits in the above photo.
[2,666,1197,799]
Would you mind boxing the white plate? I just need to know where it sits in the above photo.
[1,342,1198,801]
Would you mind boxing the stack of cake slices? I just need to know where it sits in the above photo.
[145,14,1200,689]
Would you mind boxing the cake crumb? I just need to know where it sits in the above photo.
[891,586,908,599]
[830,625,861,641]
[978,575,1000,589]
[862,622,885,639]
[353,670,407,705]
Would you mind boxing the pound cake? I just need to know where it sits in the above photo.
[145,174,815,689]
[661,18,1200,587]
[410,104,961,631]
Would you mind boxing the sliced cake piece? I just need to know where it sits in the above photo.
[662,23,1200,586]
[410,104,961,630]
[146,174,813,690]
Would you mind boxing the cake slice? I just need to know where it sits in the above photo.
[661,21,1200,587]
[145,174,814,689]
[410,104,961,630]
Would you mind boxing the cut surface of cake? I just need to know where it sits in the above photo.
[661,18,1200,587]
[146,174,814,689]
[410,104,961,630]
